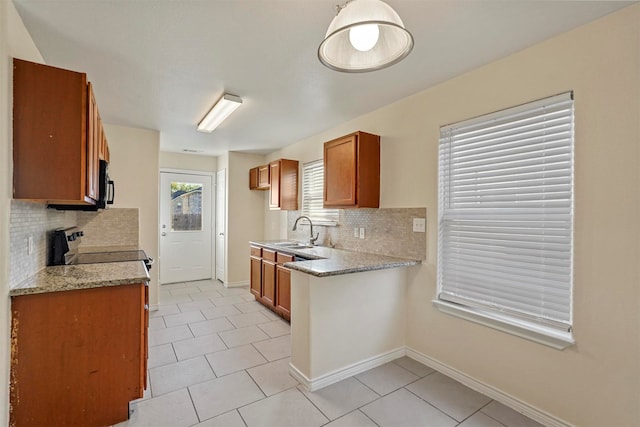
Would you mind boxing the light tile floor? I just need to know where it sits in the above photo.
[115,279,544,427]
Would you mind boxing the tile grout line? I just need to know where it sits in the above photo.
[295,385,333,424]
[151,284,336,425]
[476,401,511,427]
[357,408,382,427]
[184,385,202,425]
[402,384,460,425]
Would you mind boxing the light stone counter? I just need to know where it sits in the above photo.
[250,240,421,277]
[10,261,150,297]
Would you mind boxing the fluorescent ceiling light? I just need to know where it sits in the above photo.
[197,93,243,133]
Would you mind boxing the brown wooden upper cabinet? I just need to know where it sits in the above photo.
[249,164,270,190]
[269,159,299,210]
[324,131,380,208]
[13,58,108,205]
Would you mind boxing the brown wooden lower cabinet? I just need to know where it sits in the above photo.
[10,282,148,427]
[275,253,293,320]
[250,246,262,300]
[276,265,292,320]
[261,249,277,307]
[250,245,293,321]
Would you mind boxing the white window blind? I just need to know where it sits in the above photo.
[437,92,574,333]
[302,160,339,225]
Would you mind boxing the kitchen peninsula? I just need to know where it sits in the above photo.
[250,241,420,391]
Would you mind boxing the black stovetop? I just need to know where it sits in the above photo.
[71,250,149,265]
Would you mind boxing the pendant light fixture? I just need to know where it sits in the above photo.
[318,0,414,73]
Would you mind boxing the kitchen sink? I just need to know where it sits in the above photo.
[271,241,313,249]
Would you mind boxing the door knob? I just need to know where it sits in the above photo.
[219,233,224,236]
[161,232,167,236]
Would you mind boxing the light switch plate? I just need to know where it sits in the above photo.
[354,228,359,238]
[413,218,426,233]
[359,227,365,239]
[27,235,34,255]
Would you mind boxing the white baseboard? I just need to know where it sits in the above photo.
[290,347,406,392]
[149,304,159,312]
[223,280,249,288]
[288,344,571,426]
[405,347,573,427]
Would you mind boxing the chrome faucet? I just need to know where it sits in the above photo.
[292,215,319,246]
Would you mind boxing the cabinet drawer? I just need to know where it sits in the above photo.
[277,253,294,264]
[263,249,277,262]
[250,246,262,257]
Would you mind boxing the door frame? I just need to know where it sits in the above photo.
[215,169,226,284]
[159,168,216,284]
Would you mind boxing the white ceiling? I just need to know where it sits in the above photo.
[12,0,635,156]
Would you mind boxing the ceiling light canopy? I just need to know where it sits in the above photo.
[318,0,414,73]
[197,93,243,133]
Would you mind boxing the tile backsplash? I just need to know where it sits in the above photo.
[288,207,427,260]
[76,208,139,251]
[9,200,68,287]
[9,202,139,287]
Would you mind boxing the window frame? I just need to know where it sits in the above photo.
[434,92,575,349]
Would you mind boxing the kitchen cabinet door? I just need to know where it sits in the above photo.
[269,161,280,208]
[13,58,105,205]
[276,264,292,321]
[10,283,147,426]
[250,246,262,299]
[324,131,380,208]
[269,159,299,210]
[249,167,259,190]
[262,259,277,307]
[324,135,357,206]
[249,165,270,190]
[258,165,270,188]
[86,83,100,201]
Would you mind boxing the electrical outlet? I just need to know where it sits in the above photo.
[27,235,34,255]
[359,227,365,239]
[413,218,426,233]
[354,228,359,238]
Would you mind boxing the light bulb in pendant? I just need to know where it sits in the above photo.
[349,24,379,52]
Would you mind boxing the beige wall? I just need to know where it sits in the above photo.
[1,3,44,422]
[219,152,266,285]
[104,124,160,307]
[267,6,640,426]
[159,151,217,172]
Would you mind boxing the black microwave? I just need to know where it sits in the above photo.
[50,160,114,211]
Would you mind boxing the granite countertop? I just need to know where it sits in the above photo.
[250,240,421,277]
[10,261,150,297]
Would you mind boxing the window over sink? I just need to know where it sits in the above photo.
[301,160,339,226]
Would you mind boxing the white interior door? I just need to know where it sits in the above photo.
[215,169,226,283]
[160,172,213,284]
